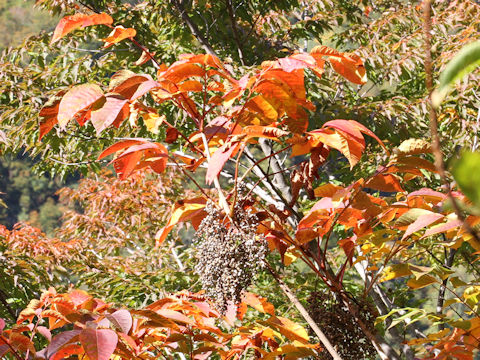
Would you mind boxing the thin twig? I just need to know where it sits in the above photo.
[423,0,480,247]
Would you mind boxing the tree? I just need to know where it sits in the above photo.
[1,0,480,359]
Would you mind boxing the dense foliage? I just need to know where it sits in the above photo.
[1,0,480,359]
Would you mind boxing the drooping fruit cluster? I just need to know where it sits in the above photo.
[193,196,267,313]
[307,291,377,360]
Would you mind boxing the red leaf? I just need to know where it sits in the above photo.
[338,236,356,265]
[57,84,104,129]
[109,71,159,101]
[51,13,113,44]
[0,344,9,358]
[165,128,180,143]
[68,290,92,307]
[113,151,143,179]
[97,139,144,160]
[103,26,136,48]
[206,143,240,185]
[106,310,132,334]
[324,120,387,152]
[91,95,129,135]
[46,330,81,359]
[79,328,118,360]
[99,140,168,179]
[323,120,364,143]
[155,309,194,326]
[423,219,462,238]
[276,54,317,72]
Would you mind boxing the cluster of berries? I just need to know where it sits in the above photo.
[193,197,267,314]
[307,291,377,360]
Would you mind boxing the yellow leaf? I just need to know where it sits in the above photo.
[143,113,165,134]
[380,263,411,282]
[265,316,310,344]
[407,275,437,289]
[155,198,206,246]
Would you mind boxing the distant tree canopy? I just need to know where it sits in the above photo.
[0,0,58,49]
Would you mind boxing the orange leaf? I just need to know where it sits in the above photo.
[103,26,137,48]
[309,128,364,168]
[39,91,66,140]
[51,13,113,44]
[57,84,104,129]
[50,344,84,360]
[242,125,289,141]
[311,45,367,84]
[245,96,279,122]
[366,173,404,193]
[161,63,206,84]
[9,333,35,353]
[155,198,207,246]
[241,292,275,316]
[178,80,204,92]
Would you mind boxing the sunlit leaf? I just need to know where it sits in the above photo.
[432,41,480,107]
[57,84,104,129]
[79,328,118,360]
[103,26,137,48]
[51,13,113,43]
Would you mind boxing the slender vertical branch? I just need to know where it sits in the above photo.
[436,247,456,330]
[423,0,480,247]
[0,288,16,320]
[225,0,245,65]
[265,262,343,360]
[258,139,293,205]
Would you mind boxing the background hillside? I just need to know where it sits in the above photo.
[0,0,63,233]
[0,0,57,50]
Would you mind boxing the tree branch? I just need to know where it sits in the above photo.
[265,262,343,360]
[171,0,217,56]
[258,139,293,205]
[0,288,16,320]
[225,0,245,65]
[423,0,480,247]
[436,247,457,330]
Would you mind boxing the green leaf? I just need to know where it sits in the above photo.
[432,41,480,108]
[452,151,480,209]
